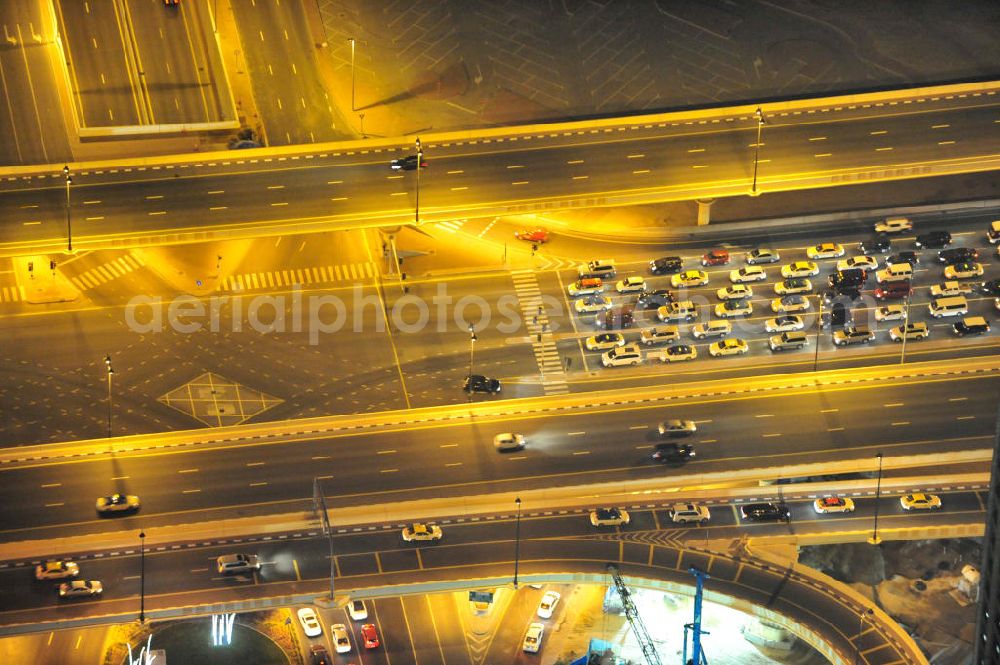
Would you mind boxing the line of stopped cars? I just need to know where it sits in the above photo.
[571,217,999,366]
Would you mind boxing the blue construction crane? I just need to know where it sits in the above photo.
[683,567,710,665]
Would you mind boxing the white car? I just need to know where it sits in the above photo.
[297,608,323,637]
[900,493,941,510]
[349,600,368,621]
[708,338,748,357]
[874,217,913,234]
[401,523,443,542]
[616,276,647,294]
[889,322,929,341]
[836,256,878,272]
[764,315,804,333]
[715,300,752,318]
[781,261,819,278]
[929,281,973,298]
[658,419,697,436]
[35,560,80,581]
[639,326,680,345]
[537,591,561,619]
[943,262,984,279]
[806,242,845,259]
[771,295,810,313]
[692,320,731,339]
[584,332,626,351]
[717,284,752,300]
[602,344,643,367]
[671,270,709,288]
[523,623,544,653]
[654,344,698,362]
[745,248,780,264]
[813,497,855,514]
[729,266,767,283]
[493,433,525,451]
[331,623,352,653]
[668,503,710,524]
[590,508,631,527]
[95,493,140,514]
[574,295,613,314]
[58,580,102,599]
[774,277,812,295]
[875,305,906,322]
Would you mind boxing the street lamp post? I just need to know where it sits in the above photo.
[899,293,911,365]
[104,355,114,438]
[854,607,875,665]
[513,497,522,588]
[348,38,356,112]
[868,452,884,545]
[414,137,422,225]
[813,297,823,372]
[139,531,146,623]
[63,165,73,252]
[468,324,477,377]
[750,108,765,196]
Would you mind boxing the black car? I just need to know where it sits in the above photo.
[828,268,867,290]
[821,302,854,329]
[649,256,683,275]
[822,288,861,305]
[914,231,952,249]
[463,374,501,394]
[651,442,696,463]
[885,251,918,267]
[979,279,1000,296]
[859,234,891,255]
[953,317,991,337]
[595,306,635,330]
[636,289,674,309]
[390,154,427,171]
[310,645,331,665]
[739,502,790,522]
[937,247,978,265]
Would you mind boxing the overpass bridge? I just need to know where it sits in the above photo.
[0,80,999,255]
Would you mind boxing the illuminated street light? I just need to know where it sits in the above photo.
[513,497,522,588]
[139,531,146,623]
[868,452,884,545]
[854,607,875,665]
[750,108,765,197]
[468,324,478,377]
[899,293,912,365]
[348,38,356,112]
[63,165,73,252]
[104,355,114,438]
[415,137,422,225]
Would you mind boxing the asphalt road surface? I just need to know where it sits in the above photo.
[1,87,998,248]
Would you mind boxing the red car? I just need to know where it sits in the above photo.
[514,227,549,243]
[361,623,380,649]
[701,249,730,266]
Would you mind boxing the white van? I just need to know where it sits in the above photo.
[216,553,261,575]
[876,262,913,283]
[988,220,1000,244]
[928,296,969,318]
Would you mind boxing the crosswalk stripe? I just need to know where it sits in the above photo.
[115,257,133,273]
[365,262,375,278]
[250,273,259,288]
[333,265,342,280]
[320,266,329,282]
[236,275,245,290]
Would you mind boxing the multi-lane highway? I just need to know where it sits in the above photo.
[2,83,999,251]
[0,364,994,542]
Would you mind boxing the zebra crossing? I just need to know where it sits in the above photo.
[432,219,466,234]
[510,269,569,395]
[0,284,25,303]
[220,262,377,292]
[70,254,146,290]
